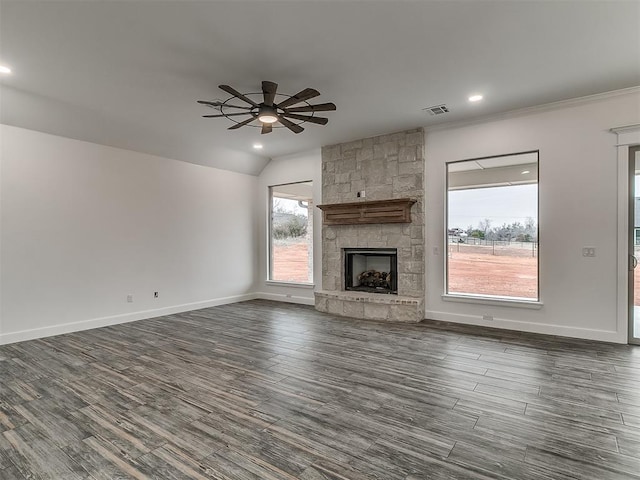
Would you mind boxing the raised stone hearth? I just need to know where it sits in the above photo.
[316,128,425,322]
[315,290,424,323]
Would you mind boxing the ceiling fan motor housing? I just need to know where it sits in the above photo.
[257,105,278,124]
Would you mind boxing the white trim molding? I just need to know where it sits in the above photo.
[426,309,621,343]
[441,294,543,309]
[428,87,640,133]
[611,124,640,146]
[613,124,640,344]
[0,294,257,345]
[264,281,315,289]
[254,292,315,306]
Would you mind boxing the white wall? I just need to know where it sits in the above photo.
[0,125,258,344]
[425,91,640,343]
[4,91,638,345]
[255,149,322,305]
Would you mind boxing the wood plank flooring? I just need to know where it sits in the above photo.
[1,299,640,479]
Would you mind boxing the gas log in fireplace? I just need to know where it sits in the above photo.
[344,248,398,294]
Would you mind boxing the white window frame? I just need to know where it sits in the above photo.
[267,181,314,286]
[443,150,541,305]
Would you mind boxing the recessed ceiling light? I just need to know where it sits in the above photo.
[0,65,12,74]
[521,170,530,175]
[253,143,263,150]
[468,94,483,102]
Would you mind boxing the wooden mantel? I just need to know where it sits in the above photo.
[317,198,416,225]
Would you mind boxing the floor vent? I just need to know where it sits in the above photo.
[423,104,450,116]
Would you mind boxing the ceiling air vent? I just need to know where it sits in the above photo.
[423,104,450,116]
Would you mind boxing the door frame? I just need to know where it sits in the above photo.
[613,124,640,344]
[628,145,640,345]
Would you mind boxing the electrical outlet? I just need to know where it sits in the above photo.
[154,292,159,298]
[582,247,596,257]
[356,190,366,198]
[482,314,494,321]
[127,294,133,303]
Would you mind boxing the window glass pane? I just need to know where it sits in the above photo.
[269,182,313,283]
[447,152,538,300]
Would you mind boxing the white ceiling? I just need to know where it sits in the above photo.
[448,151,538,172]
[448,152,538,190]
[1,1,638,176]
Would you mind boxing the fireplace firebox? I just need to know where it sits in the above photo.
[344,248,398,294]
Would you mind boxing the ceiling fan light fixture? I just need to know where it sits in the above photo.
[258,106,278,124]
[258,114,278,124]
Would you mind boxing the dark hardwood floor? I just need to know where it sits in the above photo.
[1,299,639,479]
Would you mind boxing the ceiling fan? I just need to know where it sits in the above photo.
[198,81,336,134]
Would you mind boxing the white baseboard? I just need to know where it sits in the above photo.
[425,309,626,344]
[255,292,315,306]
[0,293,258,345]
[4,296,617,346]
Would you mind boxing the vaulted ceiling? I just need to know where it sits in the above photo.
[1,1,638,175]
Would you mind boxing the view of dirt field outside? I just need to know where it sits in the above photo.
[447,152,539,300]
[272,242,310,283]
[269,182,313,284]
[447,240,537,299]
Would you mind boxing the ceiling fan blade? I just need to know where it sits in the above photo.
[277,88,320,109]
[277,115,304,134]
[261,123,273,135]
[284,102,337,113]
[262,81,278,107]
[198,100,221,106]
[281,112,328,125]
[228,116,257,130]
[219,84,259,107]
[197,100,252,110]
[202,112,253,118]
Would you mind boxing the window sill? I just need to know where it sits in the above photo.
[441,293,543,309]
[265,281,315,289]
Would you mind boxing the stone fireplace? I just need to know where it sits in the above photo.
[315,128,425,322]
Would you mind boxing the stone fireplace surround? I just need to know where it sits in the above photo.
[315,128,425,322]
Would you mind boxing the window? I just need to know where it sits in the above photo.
[269,181,313,284]
[446,151,539,301]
